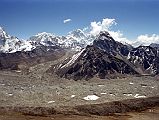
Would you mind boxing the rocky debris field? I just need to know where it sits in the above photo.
[0,69,159,115]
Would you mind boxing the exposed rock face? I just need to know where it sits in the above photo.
[56,45,138,80]
[53,31,159,80]
[93,31,131,56]
[0,45,65,70]
[127,46,159,75]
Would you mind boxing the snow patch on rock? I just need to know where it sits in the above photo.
[61,48,85,68]
[134,94,146,98]
[83,95,99,101]
[47,101,55,104]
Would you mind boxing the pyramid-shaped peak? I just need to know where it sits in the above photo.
[96,31,113,41]
[99,31,111,36]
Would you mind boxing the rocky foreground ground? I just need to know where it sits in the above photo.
[0,69,159,118]
[0,107,159,120]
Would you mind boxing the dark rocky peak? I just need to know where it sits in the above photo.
[93,31,131,56]
[55,45,138,80]
[96,31,114,41]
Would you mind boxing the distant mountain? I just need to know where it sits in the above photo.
[0,27,22,53]
[0,27,95,71]
[53,31,159,80]
[63,29,95,50]
[26,28,96,51]
[0,27,96,53]
[28,32,60,47]
[0,27,9,42]
[0,27,65,70]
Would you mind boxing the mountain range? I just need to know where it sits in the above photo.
[0,27,95,53]
[0,26,159,80]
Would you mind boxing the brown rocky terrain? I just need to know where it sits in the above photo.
[0,107,159,120]
[0,66,159,117]
[0,45,65,71]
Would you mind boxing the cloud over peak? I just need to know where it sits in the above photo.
[88,18,159,47]
[90,18,116,36]
[89,18,130,45]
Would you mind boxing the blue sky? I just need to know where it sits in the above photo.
[0,0,159,40]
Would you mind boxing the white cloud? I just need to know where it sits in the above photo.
[109,31,132,45]
[90,18,116,36]
[89,18,159,47]
[89,18,131,44]
[63,19,72,24]
[132,34,159,47]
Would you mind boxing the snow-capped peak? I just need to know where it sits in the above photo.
[0,27,119,53]
[35,32,55,37]
[0,27,10,40]
[0,27,22,53]
[61,29,96,50]
[0,26,97,53]
[28,32,59,47]
[0,26,35,53]
[68,29,86,38]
